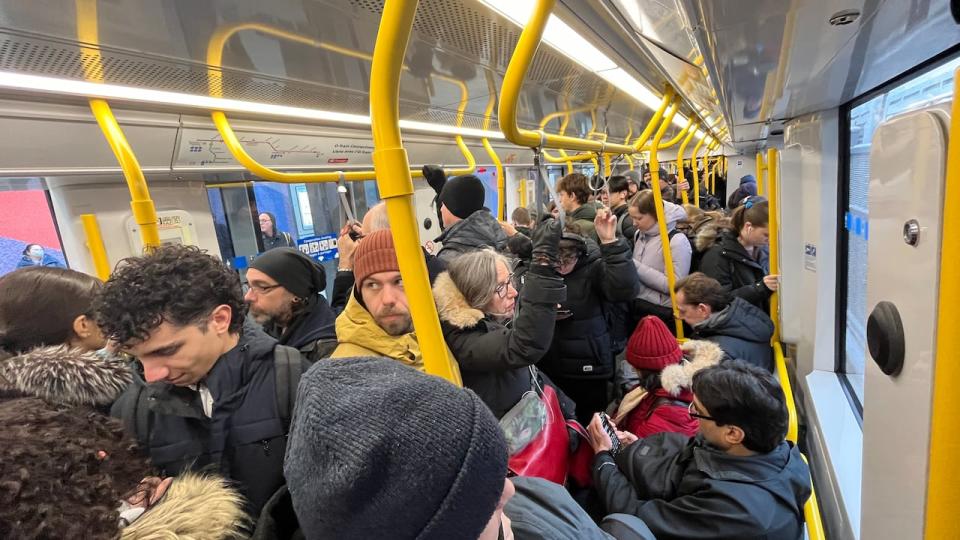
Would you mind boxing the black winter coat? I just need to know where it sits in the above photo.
[593,432,811,540]
[698,231,772,309]
[692,297,775,372]
[435,209,508,262]
[111,321,288,516]
[539,237,638,380]
[433,265,569,419]
[612,203,637,249]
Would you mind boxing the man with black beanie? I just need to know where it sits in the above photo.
[245,248,337,360]
[423,165,507,262]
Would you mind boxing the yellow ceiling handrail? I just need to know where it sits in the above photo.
[498,0,681,154]
[481,70,505,220]
[77,0,160,250]
[642,116,694,152]
[370,0,461,384]
[676,121,698,205]
[206,22,475,183]
[623,126,635,170]
[646,96,683,337]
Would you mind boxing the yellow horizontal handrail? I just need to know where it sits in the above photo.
[801,454,827,540]
[641,116,694,151]
[498,0,679,154]
[370,0,461,384]
[207,22,475,183]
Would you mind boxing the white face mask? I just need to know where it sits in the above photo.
[28,246,44,258]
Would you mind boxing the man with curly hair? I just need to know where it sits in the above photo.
[96,245,300,516]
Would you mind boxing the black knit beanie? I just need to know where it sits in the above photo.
[249,248,325,299]
[284,357,508,540]
[439,174,485,219]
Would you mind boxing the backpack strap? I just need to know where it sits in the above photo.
[118,383,153,446]
[274,344,304,432]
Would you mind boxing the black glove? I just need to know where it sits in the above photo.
[530,217,561,268]
[422,165,447,195]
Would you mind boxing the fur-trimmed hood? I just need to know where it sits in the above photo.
[433,271,486,329]
[693,218,724,252]
[0,345,132,406]
[121,472,249,539]
[659,339,724,395]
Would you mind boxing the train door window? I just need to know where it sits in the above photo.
[0,183,67,276]
[839,54,960,410]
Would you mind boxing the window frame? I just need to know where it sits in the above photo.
[835,44,960,420]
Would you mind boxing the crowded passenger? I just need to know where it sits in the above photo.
[0,295,247,537]
[538,210,638,424]
[331,229,424,369]
[259,212,295,250]
[96,245,298,515]
[424,165,507,261]
[266,356,621,540]
[16,243,64,268]
[612,316,722,439]
[589,361,811,540]
[699,196,779,310]
[676,272,775,371]
[624,169,641,196]
[727,174,758,209]
[677,204,726,270]
[433,220,570,419]
[556,172,599,243]
[512,206,534,237]
[605,174,638,245]
[246,248,337,361]
[0,266,104,354]
[628,190,693,329]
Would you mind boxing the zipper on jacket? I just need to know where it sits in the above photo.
[261,439,270,456]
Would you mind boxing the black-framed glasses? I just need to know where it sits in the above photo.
[688,402,715,422]
[494,274,515,298]
[249,283,282,295]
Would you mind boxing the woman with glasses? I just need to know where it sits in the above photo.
[432,220,569,420]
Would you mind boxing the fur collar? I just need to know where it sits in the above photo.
[0,345,132,406]
[659,340,724,395]
[433,272,486,329]
[121,473,249,539]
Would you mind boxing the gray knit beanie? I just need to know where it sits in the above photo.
[284,357,508,540]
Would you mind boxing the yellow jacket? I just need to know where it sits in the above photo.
[330,293,424,371]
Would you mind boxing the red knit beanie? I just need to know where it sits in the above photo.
[353,229,400,286]
[626,316,683,371]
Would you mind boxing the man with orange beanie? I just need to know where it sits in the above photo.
[329,229,424,370]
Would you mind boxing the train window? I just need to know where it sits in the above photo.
[0,186,67,276]
[839,54,960,411]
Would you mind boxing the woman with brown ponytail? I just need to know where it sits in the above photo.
[698,196,779,310]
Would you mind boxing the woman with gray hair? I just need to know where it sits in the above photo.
[432,220,568,419]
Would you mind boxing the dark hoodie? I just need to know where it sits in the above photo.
[593,432,811,540]
[435,209,508,262]
[727,175,758,209]
[692,296,775,372]
[266,295,337,360]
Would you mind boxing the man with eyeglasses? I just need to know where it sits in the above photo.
[586,361,811,540]
[330,229,425,370]
[245,247,337,361]
[96,245,300,516]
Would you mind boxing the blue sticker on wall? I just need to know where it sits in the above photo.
[297,233,339,262]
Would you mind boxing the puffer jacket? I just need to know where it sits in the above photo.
[436,209,508,262]
[632,202,692,307]
[433,266,567,419]
[698,230,772,309]
[593,432,811,540]
[111,321,287,516]
[691,296,775,372]
[616,340,723,439]
[0,347,249,539]
[539,236,637,381]
[568,203,598,243]
[330,292,424,370]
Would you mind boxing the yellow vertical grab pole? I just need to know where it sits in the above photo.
[369,0,460,384]
[676,123,698,205]
[482,73,505,220]
[767,148,780,342]
[691,135,708,207]
[80,213,111,280]
[77,0,160,250]
[647,97,684,338]
[925,68,960,539]
[756,151,766,196]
